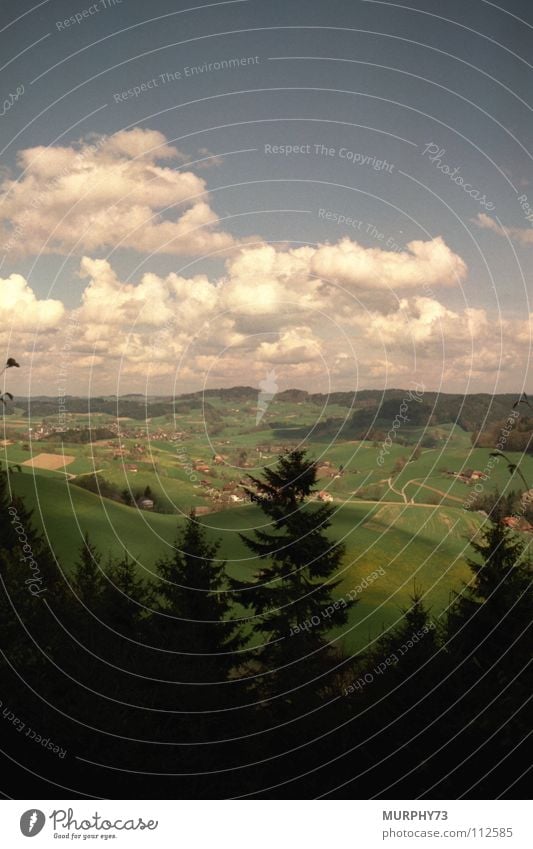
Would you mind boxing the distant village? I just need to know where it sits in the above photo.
[5,415,532,530]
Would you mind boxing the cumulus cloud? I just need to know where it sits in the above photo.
[8,233,528,393]
[310,236,467,290]
[61,234,481,390]
[76,233,466,339]
[256,327,323,364]
[0,273,64,330]
[473,213,533,245]
[0,128,235,257]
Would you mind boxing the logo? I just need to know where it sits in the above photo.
[256,369,278,425]
[20,809,46,837]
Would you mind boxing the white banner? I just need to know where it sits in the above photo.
[0,800,529,848]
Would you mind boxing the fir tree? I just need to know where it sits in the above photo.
[437,510,533,796]
[447,505,531,671]
[234,450,353,701]
[73,532,106,607]
[101,550,152,640]
[153,511,244,683]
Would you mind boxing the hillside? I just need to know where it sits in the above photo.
[11,471,481,651]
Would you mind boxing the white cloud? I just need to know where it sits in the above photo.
[473,213,533,245]
[310,236,467,289]
[256,327,323,364]
[0,273,64,330]
[0,129,235,257]
[62,236,484,390]
[5,234,529,393]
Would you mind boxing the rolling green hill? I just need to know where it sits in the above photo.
[10,471,483,651]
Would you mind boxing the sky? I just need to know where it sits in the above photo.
[0,0,532,397]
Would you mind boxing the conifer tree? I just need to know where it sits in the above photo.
[101,550,152,640]
[438,509,532,796]
[447,505,531,672]
[153,511,244,683]
[73,532,106,607]
[234,450,353,701]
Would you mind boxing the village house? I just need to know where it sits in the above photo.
[193,461,211,474]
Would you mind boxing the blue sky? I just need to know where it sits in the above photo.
[0,0,531,394]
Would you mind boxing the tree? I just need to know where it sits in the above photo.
[446,505,531,674]
[73,532,106,607]
[439,509,533,796]
[343,590,443,797]
[393,456,407,475]
[233,450,353,703]
[121,488,133,506]
[152,511,245,687]
[100,551,152,641]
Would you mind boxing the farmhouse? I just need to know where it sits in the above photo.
[317,490,334,503]
[452,468,487,484]
[138,497,154,510]
[194,462,211,474]
[502,516,533,532]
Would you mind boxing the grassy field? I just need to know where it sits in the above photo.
[9,470,485,652]
[4,397,532,652]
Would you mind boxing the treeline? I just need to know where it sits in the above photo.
[465,487,533,523]
[0,452,530,799]
[349,395,521,434]
[71,475,171,513]
[42,427,116,444]
[473,416,533,454]
[11,390,523,432]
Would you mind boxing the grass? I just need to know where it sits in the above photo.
[5,403,532,652]
[10,469,484,651]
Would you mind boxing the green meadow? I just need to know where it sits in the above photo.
[8,468,483,652]
[4,394,532,651]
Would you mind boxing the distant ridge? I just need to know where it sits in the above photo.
[8,388,524,431]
